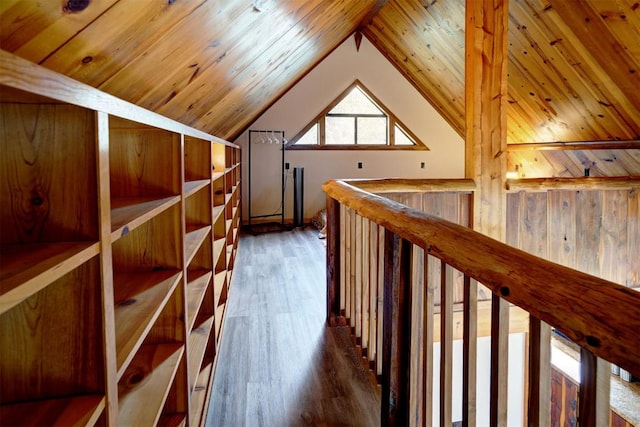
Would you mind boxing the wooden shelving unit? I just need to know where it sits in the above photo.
[0,50,241,426]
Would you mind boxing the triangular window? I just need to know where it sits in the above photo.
[285,81,428,151]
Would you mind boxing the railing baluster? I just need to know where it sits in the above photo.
[377,227,385,379]
[326,196,341,326]
[490,294,510,427]
[362,218,371,358]
[369,222,378,368]
[409,245,424,426]
[463,276,478,427]
[345,207,352,320]
[440,261,453,427]
[382,231,413,426]
[355,214,363,344]
[340,203,347,316]
[579,349,610,426]
[423,253,435,427]
[350,210,357,327]
[527,317,550,427]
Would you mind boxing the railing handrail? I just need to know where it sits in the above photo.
[323,178,640,377]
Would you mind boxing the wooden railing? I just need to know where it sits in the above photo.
[323,178,640,426]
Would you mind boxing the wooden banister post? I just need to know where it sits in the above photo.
[381,231,412,426]
[466,0,510,424]
[579,349,610,427]
[326,196,343,326]
[528,318,551,427]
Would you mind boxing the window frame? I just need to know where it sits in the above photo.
[285,80,429,151]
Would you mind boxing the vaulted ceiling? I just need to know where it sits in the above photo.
[1,0,639,177]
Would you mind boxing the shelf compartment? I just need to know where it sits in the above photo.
[0,258,104,403]
[0,241,99,315]
[118,343,184,427]
[0,395,105,426]
[109,117,181,201]
[213,237,226,266]
[183,180,210,199]
[186,271,213,331]
[184,226,212,268]
[213,205,225,223]
[188,316,214,390]
[214,271,227,308]
[189,360,214,426]
[111,196,180,242]
[0,103,99,246]
[212,177,225,207]
[214,302,227,342]
[114,270,183,375]
[184,136,212,182]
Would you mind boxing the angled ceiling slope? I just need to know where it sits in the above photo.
[0,0,383,140]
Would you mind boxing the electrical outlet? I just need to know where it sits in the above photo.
[285,162,290,170]
[420,162,425,169]
[358,162,363,169]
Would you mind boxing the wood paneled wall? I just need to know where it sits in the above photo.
[507,188,640,288]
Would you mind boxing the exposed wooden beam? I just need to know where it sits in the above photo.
[508,140,640,151]
[465,2,510,426]
[506,176,640,192]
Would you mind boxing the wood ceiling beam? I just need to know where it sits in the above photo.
[508,140,640,151]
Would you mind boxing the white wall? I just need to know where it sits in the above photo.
[237,36,465,222]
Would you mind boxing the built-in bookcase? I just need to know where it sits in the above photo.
[0,50,241,426]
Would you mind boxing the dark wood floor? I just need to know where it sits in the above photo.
[205,226,381,427]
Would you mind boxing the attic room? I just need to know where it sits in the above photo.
[0,0,639,426]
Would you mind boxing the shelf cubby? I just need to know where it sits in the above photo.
[188,315,215,390]
[0,395,105,426]
[185,136,212,182]
[214,271,227,309]
[189,361,214,426]
[0,257,105,405]
[118,343,184,426]
[0,241,99,314]
[111,196,181,242]
[184,179,210,198]
[186,271,213,331]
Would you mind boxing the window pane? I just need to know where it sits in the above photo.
[394,125,416,146]
[329,87,383,115]
[357,117,387,145]
[296,123,319,145]
[326,117,355,145]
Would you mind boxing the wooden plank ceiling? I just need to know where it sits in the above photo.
[1,0,639,177]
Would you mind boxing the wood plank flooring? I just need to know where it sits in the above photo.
[205,227,381,427]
